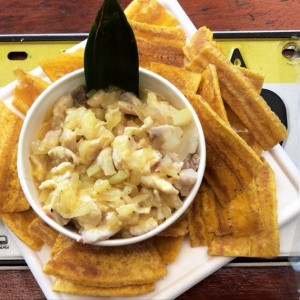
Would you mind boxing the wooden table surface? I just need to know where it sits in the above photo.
[1,0,300,299]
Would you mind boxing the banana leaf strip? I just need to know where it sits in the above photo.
[84,0,139,96]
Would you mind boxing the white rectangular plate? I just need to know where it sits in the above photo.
[2,0,300,299]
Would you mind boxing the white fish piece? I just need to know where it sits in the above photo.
[174,168,198,196]
[96,147,117,176]
[50,162,74,175]
[39,179,57,190]
[59,129,77,152]
[141,174,179,194]
[48,146,79,165]
[52,95,74,129]
[80,212,121,243]
[149,125,183,154]
[129,217,158,236]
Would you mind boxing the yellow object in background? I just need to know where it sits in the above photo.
[218,37,300,83]
[1,34,299,88]
[0,35,85,87]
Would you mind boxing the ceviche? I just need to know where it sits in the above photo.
[30,86,199,243]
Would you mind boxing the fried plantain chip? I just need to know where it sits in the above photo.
[39,48,84,82]
[224,102,248,132]
[158,214,189,237]
[185,92,263,186]
[184,28,264,89]
[125,2,185,68]
[237,131,263,156]
[228,179,264,237]
[204,144,244,205]
[189,181,263,241]
[205,186,232,237]
[53,278,155,297]
[1,209,44,250]
[139,61,152,69]
[0,146,29,212]
[0,103,29,213]
[208,160,279,257]
[186,44,287,149]
[182,26,220,62]
[187,188,210,247]
[50,234,74,257]
[250,159,279,257]
[197,64,228,122]
[125,0,179,26]
[135,36,185,67]
[12,68,50,114]
[129,19,186,44]
[44,235,167,287]
[153,235,183,264]
[238,66,264,93]
[28,217,59,247]
[208,233,251,256]
[189,65,261,204]
[149,62,201,93]
[188,180,241,248]
[183,27,264,92]
[223,103,262,154]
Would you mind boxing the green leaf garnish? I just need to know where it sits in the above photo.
[84,0,139,96]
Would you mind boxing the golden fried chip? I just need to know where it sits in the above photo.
[208,234,251,256]
[195,177,263,242]
[203,185,232,236]
[183,26,264,93]
[1,209,43,250]
[53,278,155,297]
[225,67,264,148]
[149,62,201,93]
[188,181,232,248]
[0,103,29,213]
[129,19,186,44]
[225,103,262,155]
[205,144,244,205]
[237,131,263,156]
[187,182,213,247]
[198,64,228,122]
[229,179,264,237]
[250,159,279,256]
[12,68,49,114]
[153,236,183,264]
[44,235,167,287]
[158,215,189,237]
[139,61,152,69]
[224,102,247,132]
[28,217,59,247]
[238,66,264,93]
[125,2,186,68]
[184,34,264,93]
[185,92,263,186]
[0,146,29,212]
[136,36,185,67]
[50,234,74,257]
[125,0,179,26]
[186,44,287,149]
[208,160,279,257]
[182,26,220,62]
[39,48,84,82]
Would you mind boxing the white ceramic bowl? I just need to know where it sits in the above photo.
[18,68,206,246]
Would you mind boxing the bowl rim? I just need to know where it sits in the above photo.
[18,67,206,246]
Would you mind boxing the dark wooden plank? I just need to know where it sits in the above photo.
[1,266,299,299]
[178,0,300,31]
[0,0,299,34]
